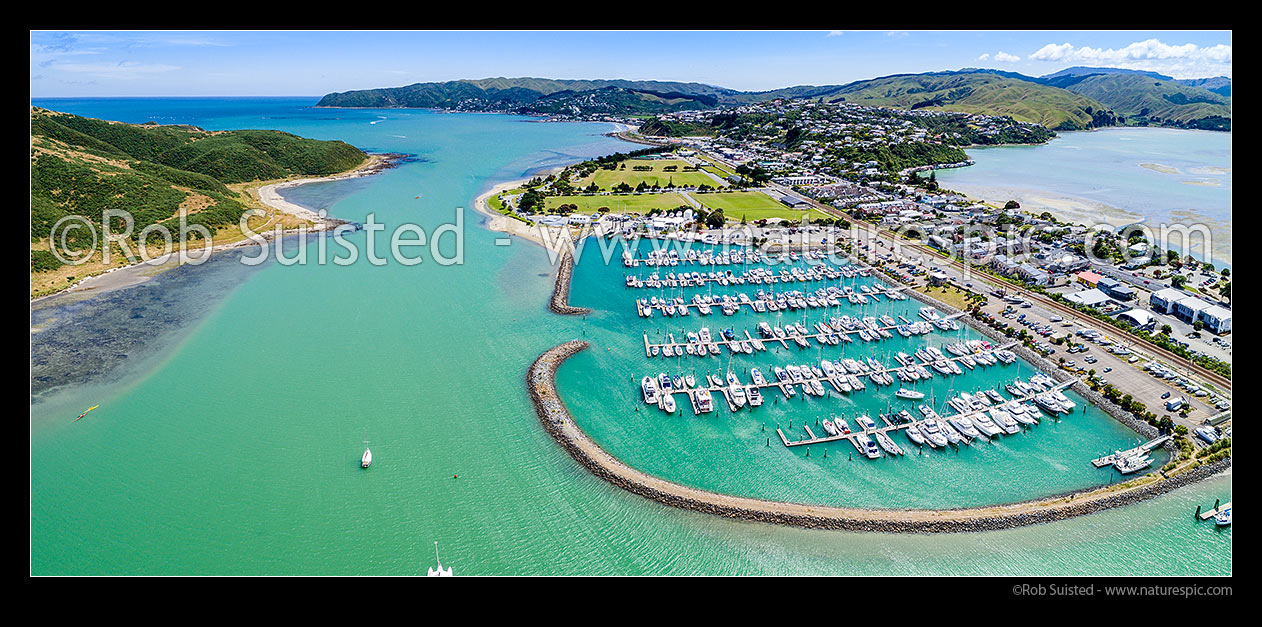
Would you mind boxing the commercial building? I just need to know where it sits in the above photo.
[1097,277,1136,301]
[1197,305,1232,334]
[1173,295,1213,324]
[1150,287,1185,314]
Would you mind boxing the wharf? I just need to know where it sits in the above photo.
[778,378,1076,450]
[1091,435,1173,468]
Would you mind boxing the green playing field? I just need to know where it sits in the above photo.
[580,159,719,189]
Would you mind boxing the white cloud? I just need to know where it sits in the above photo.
[886,31,909,39]
[977,53,990,61]
[1029,38,1231,78]
[994,51,1021,63]
[49,61,181,80]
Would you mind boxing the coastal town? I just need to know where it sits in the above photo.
[484,97,1231,467]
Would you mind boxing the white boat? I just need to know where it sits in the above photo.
[427,541,453,576]
[971,412,1003,436]
[641,376,660,404]
[855,433,882,459]
[660,393,676,413]
[361,444,372,468]
[874,431,903,456]
[990,409,1019,434]
[895,388,925,400]
[1115,454,1153,475]
[920,419,949,447]
[1215,506,1232,527]
[905,424,926,446]
[747,386,763,407]
[693,389,714,413]
[948,416,981,439]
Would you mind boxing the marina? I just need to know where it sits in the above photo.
[612,236,1170,475]
[641,338,1020,409]
[774,377,1077,452]
[28,29,1231,578]
[642,312,959,358]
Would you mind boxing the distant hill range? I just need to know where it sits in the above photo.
[317,69,1230,131]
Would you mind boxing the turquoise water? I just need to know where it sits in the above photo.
[30,100,1230,574]
[935,127,1231,267]
[561,241,1163,509]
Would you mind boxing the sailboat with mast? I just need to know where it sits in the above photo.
[427,541,453,576]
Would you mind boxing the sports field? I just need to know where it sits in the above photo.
[543,192,690,214]
[694,191,832,222]
[580,159,719,189]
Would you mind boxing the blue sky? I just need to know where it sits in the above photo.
[30,30,1232,97]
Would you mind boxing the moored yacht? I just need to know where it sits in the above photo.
[641,376,659,404]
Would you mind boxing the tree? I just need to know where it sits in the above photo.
[1161,324,1173,335]
[1171,275,1188,289]
[1004,200,1020,209]
[705,209,726,229]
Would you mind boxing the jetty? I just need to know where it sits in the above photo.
[1091,435,1173,468]
[645,340,1018,406]
[1198,500,1232,521]
[643,314,955,358]
[777,378,1075,449]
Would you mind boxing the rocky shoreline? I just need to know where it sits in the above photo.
[528,340,1229,533]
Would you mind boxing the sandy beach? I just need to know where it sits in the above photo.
[32,154,395,304]
[470,167,594,261]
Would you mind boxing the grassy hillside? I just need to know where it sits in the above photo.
[316,77,736,110]
[1054,74,1231,129]
[30,107,367,294]
[813,72,1112,130]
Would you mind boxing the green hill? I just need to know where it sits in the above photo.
[30,107,367,287]
[1051,74,1231,130]
[317,70,1230,131]
[315,77,735,111]
[805,71,1113,130]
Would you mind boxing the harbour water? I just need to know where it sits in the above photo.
[30,99,1229,574]
[561,243,1164,510]
[934,127,1232,267]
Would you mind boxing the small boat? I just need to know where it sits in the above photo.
[747,386,764,407]
[427,541,453,576]
[361,443,373,468]
[660,393,677,413]
[895,388,925,400]
[855,433,882,459]
[874,431,903,456]
[1215,506,1232,527]
[74,405,99,422]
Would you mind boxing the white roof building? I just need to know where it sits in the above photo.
[1066,289,1111,308]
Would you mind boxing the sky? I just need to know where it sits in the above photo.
[30,30,1232,97]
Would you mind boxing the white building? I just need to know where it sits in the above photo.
[1197,305,1232,334]
[1149,287,1185,314]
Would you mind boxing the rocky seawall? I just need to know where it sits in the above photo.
[528,340,1229,533]
[549,251,591,316]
